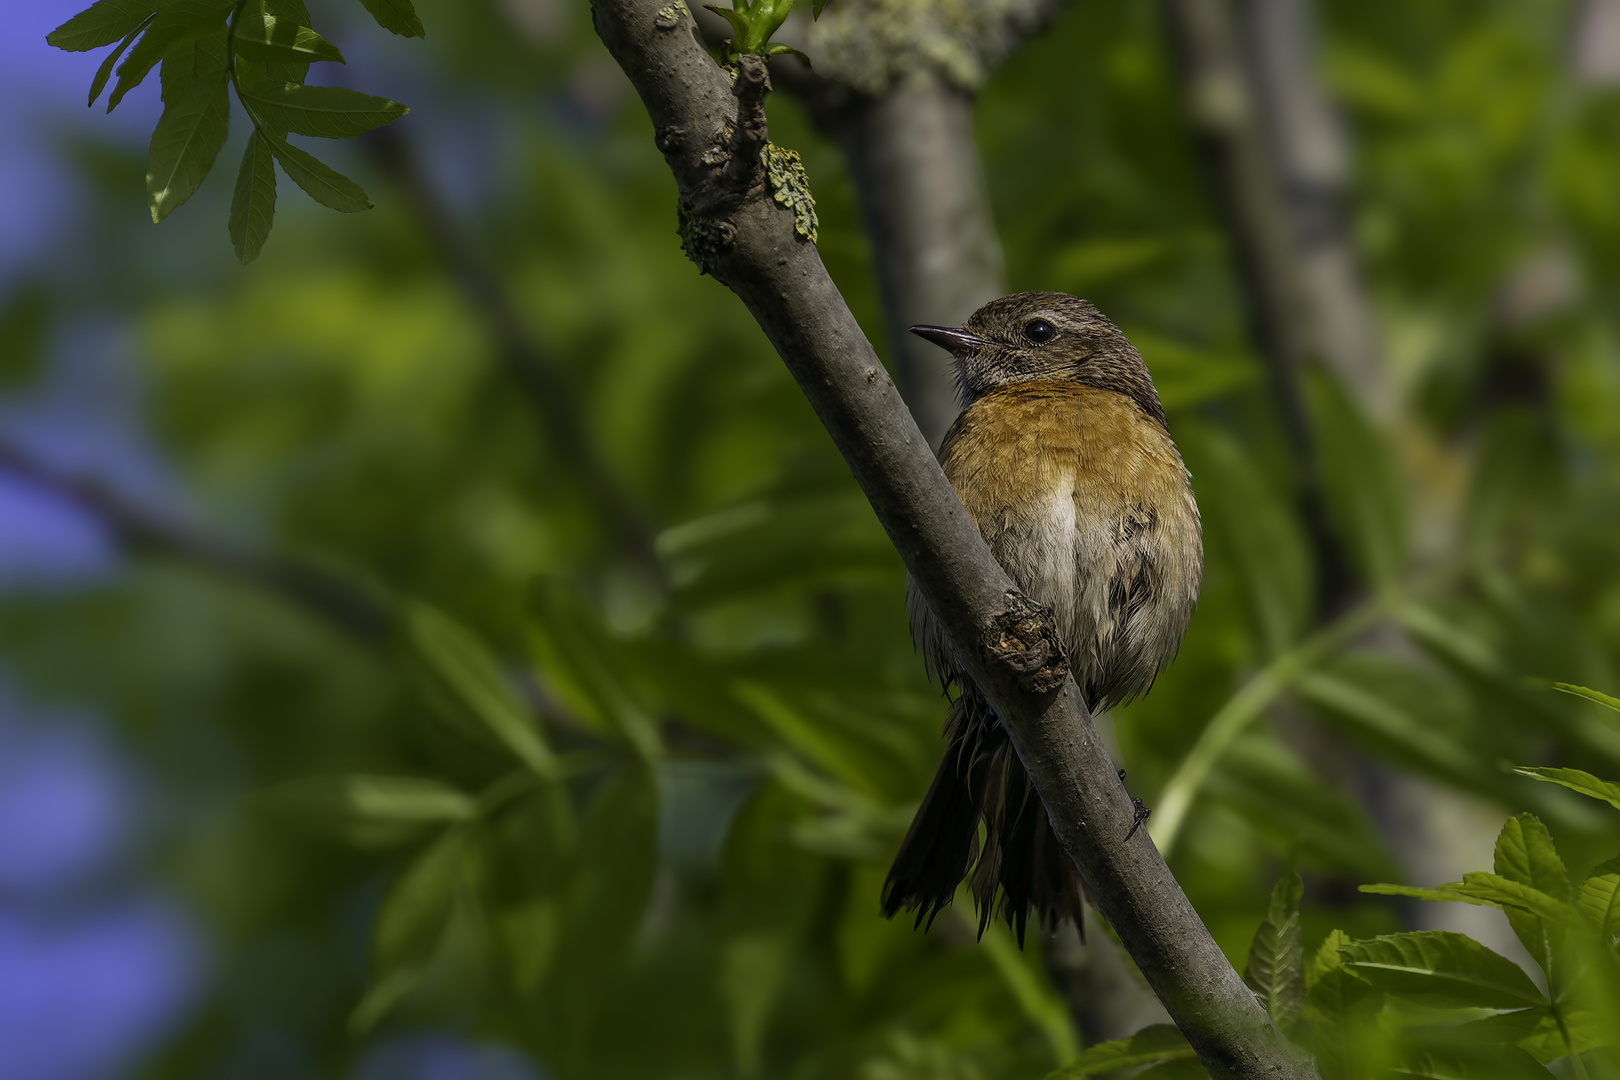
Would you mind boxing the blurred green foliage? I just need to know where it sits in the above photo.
[10,0,1620,1076]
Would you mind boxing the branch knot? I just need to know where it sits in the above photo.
[981,591,1068,694]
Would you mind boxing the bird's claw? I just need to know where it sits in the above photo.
[1124,797,1151,841]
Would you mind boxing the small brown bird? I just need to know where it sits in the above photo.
[883,292,1203,945]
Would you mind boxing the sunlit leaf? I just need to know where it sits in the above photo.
[1340,930,1546,1009]
[1360,882,1494,907]
[1552,682,1620,714]
[146,40,230,222]
[231,14,345,65]
[1244,871,1305,1031]
[1513,766,1620,812]
[1495,814,1569,901]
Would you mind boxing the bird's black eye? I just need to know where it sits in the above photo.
[1022,319,1056,344]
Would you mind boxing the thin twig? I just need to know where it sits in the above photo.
[0,435,392,643]
[362,128,665,585]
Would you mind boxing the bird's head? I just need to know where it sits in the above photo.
[910,292,1166,427]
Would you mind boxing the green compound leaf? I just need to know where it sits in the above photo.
[1514,765,1620,812]
[1340,930,1546,1010]
[47,0,154,51]
[1243,871,1305,1032]
[236,81,408,139]
[354,0,425,37]
[146,37,230,222]
[106,0,234,111]
[231,14,345,65]
[86,14,152,107]
[1043,1025,1194,1078]
[229,131,278,262]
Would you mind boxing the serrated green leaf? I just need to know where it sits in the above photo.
[86,15,151,106]
[1446,873,1575,927]
[47,0,154,51]
[229,131,277,262]
[400,604,557,776]
[237,82,407,139]
[354,0,425,37]
[232,14,345,64]
[1553,682,1620,714]
[263,135,372,212]
[1340,930,1546,1009]
[146,45,229,222]
[1514,766,1620,811]
[1496,814,1570,901]
[106,0,234,111]
[1244,871,1305,1031]
[1578,874,1620,946]
[1043,1025,1194,1078]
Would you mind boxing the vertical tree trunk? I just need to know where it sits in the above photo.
[834,77,1005,446]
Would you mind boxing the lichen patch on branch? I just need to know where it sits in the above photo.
[764,144,817,242]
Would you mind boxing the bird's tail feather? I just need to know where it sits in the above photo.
[881,683,1088,947]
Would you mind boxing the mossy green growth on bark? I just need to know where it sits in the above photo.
[809,0,1044,93]
[764,143,817,242]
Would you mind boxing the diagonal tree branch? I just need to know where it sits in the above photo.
[0,434,392,644]
[363,127,665,585]
[589,4,1317,1075]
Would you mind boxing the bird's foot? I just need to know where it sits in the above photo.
[1124,797,1151,841]
[1116,770,1150,840]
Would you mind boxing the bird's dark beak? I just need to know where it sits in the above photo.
[909,325,991,357]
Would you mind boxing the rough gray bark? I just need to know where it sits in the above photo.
[590,4,1317,1075]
